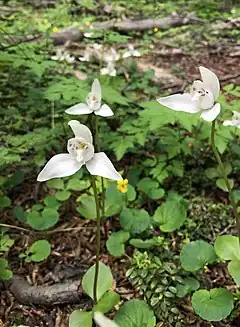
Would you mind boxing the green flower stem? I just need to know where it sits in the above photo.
[211,120,240,236]
[93,115,105,218]
[91,174,101,303]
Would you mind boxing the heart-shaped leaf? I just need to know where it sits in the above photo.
[228,260,240,286]
[192,288,233,321]
[214,235,240,261]
[93,290,120,313]
[120,208,150,234]
[25,240,51,262]
[180,241,217,271]
[69,310,92,327]
[106,231,130,257]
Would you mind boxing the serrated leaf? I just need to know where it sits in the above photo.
[120,208,150,234]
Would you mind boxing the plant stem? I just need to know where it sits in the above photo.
[91,175,101,303]
[94,115,105,218]
[211,120,240,236]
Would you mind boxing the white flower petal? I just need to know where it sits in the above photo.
[91,79,102,102]
[95,104,114,117]
[94,312,119,327]
[100,67,109,75]
[199,66,220,100]
[37,154,82,182]
[122,51,131,58]
[86,152,122,181]
[197,91,215,110]
[200,103,221,122]
[65,103,93,115]
[157,93,201,113]
[133,50,141,57]
[68,120,93,144]
[223,120,234,126]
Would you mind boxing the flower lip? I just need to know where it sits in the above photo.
[67,137,94,163]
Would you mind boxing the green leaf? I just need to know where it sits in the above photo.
[77,195,97,219]
[55,190,71,201]
[69,310,92,327]
[126,184,137,202]
[205,168,218,179]
[0,196,11,208]
[0,258,13,280]
[154,199,186,232]
[137,177,165,200]
[115,299,156,327]
[214,235,240,261]
[176,277,200,298]
[93,290,120,313]
[0,234,14,252]
[129,238,155,249]
[43,196,60,209]
[82,262,113,301]
[192,288,233,321]
[216,178,234,192]
[120,208,150,234]
[46,178,65,190]
[106,231,130,257]
[27,208,58,230]
[12,205,28,223]
[228,260,240,286]
[67,178,91,191]
[25,240,51,262]
[180,241,217,272]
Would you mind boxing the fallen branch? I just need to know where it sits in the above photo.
[49,13,195,44]
[3,275,85,306]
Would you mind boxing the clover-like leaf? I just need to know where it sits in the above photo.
[82,262,113,301]
[192,288,233,321]
[27,208,59,230]
[180,241,217,271]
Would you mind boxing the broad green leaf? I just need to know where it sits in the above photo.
[55,190,71,201]
[0,235,14,252]
[77,195,97,219]
[154,200,186,232]
[82,262,113,301]
[27,208,58,230]
[180,241,217,272]
[93,290,120,313]
[126,184,137,202]
[176,277,200,298]
[205,168,218,179]
[25,240,51,262]
[67,178,90,191]
[214,235,240,261]
[129,238,155,249]
[192,288,233,321]
[216,178,234,192]
[115,299,156,327]
[69,310,92,327]
[106,231,130,257]
[0,196,11,208]
[46,178,65,190]
[137,177,165,200]
[0,258,13,280]
[43,196,60,209]
[12,205,28,223]
[120,208,150,234]
[228,260,240,286]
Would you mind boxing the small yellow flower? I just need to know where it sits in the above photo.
[153,27,159,33]
[52,26,59,33]
[117,179,128,193]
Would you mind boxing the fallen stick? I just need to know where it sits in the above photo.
[3,275,85,306]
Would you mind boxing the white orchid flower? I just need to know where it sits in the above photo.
[37,120,122,182]
[94,312,119,327]
[65,79,114,117]
[51,49,74,64]
[157,66,221,122]
[122,44,141,58]
[102,48,120,64]
[100,62,117,77]
[223,111,240,128]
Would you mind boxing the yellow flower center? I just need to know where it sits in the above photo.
[117,179,128,193]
